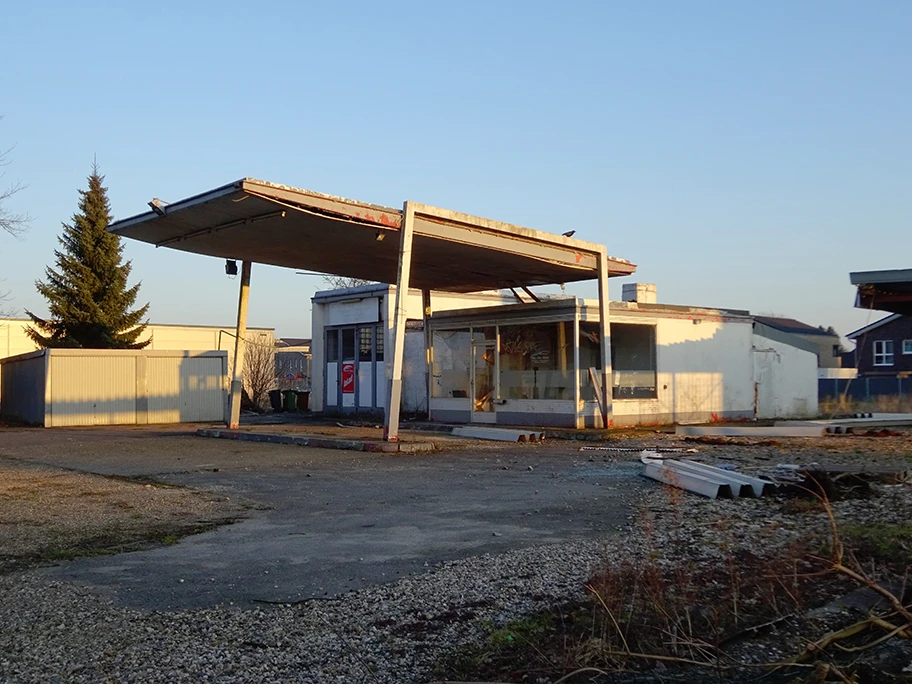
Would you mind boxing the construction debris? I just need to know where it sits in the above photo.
[640,451,773,499]
[776,414,912,431]
[675,425,826,438]
[451,426,545,443]
[579,446,697,453]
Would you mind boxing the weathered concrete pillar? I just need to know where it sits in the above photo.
[228,260,252,429]
[384,203,415,441]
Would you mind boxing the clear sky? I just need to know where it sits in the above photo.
[2,1,910,343]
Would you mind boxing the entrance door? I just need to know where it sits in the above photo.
[471,342,497,423]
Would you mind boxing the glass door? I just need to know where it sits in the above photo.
[471,342,497,423]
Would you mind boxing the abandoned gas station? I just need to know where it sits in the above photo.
[108,178,634,439]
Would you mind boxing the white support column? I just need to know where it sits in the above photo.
[228,260,252,429]
[384,202,416,441]
[597,250,613,428]
[573,301,582,429]
[422,289,432,420]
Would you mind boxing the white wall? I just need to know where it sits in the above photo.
[311,298,327,411]
[402,331,427,412]
[753,333,818,419]
[0,320,41,359]
[596,313,755,426]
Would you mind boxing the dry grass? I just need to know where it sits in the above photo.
[819,393,912,417]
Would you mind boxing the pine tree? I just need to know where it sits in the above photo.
[26,164,150,349]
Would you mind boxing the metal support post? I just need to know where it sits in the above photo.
[422,289,432,420]
[384,202,416,441]
[573,304,582,428]
[597,250,613,428]
[228,260,252,429]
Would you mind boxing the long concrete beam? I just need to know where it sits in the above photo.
[675,425,827,437]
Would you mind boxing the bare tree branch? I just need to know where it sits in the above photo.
[321,274,373,289]
[242,337,276,409]
[0,137,31,238]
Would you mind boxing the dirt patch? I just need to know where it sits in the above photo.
[0,457,245,573]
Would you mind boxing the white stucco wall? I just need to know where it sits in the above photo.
[752,333,818,419]
[608,313,755,426]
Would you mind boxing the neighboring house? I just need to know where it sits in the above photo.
[752,316,843,368]
[846,314,912,377]
[312,283,819,425]
[275,337,312,390]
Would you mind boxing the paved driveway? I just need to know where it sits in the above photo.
[4,428,644,610]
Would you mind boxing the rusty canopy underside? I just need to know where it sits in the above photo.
[851,269,912,316]
[108,178,635,292]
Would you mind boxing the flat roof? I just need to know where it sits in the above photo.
[109,178,636,293]
[850,269,912,315]
[427,298,752,326]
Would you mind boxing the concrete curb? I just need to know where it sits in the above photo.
[196,429,436,454]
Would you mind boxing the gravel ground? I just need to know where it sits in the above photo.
[1,429,910,683]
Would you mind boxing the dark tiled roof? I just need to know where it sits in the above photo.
[276,337,311,348]
[753,316,834,336]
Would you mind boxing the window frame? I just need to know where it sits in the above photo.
[903,339,912,355]
[873,339,894,366]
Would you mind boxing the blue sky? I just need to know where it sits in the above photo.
[2,1,910,341]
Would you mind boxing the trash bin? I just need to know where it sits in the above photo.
[268,389,282,411]
[282,390,297,412]
[296,391,310,412]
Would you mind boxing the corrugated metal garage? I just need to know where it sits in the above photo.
[0,349,227,427]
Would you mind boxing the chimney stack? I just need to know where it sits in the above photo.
[621,283,657,304]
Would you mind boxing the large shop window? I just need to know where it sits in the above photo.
[432,329,471,398]
[499,322,573,400]
[612,323,657,399]
[579,322,657,399]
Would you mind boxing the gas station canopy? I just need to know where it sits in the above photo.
[108,178,635,292]
[851,269,912,316]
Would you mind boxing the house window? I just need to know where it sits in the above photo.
[904,340,912,355]
[874,340,894,366]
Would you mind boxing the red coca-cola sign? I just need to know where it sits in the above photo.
[341,362,355,394]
